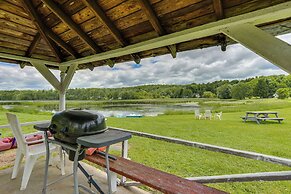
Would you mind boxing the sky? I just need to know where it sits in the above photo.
[0,34,290,90]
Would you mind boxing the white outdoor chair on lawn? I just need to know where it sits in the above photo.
[194,109,202,119]
[215,112,223,120]
[6,113,64,190]
[204,110,212,120]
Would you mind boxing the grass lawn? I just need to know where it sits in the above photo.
[0,98,291,193]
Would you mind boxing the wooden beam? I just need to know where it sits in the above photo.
[0,52,59,66]
[23,0,78,58]
[82,0,141,64]
[138,0,165,35]
[42,0,114,66]
[22,0,62,62]
[42,0,101,53]
[82,0,126,46]
[222,24,291,73]
[138,0,176,58]
[188,171,291,183]
[20,32,41,68]
[31,62,61,90]
[60,2,291,66]
[110,127,291,167]
[25,32,41,57]
[46,30,78,58]
[213,0,224,20]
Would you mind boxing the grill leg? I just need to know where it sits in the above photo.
[105,146,113,194]
[42,131,50,194]
[78,163,104,194]
[73,145,82,194]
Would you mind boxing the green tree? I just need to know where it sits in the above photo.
[254,78,269,98]
[202,91,216,98]
[217,84,232,99]
[276,88,290,99]
[231,82,252,99]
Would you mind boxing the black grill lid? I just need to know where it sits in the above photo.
[49,109,107,144]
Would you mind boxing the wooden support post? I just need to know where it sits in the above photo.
[59,71,66,111]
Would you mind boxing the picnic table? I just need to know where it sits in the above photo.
[241,111,284,124]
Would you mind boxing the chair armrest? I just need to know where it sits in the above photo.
[25,131,44,136]
[25,139,44,145]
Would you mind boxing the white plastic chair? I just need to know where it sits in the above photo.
[194,109,202,119]
[215,112,223,120]
[6,113,64,190]
[204,110,212,120]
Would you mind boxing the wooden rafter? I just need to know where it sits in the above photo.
[23,0,78,59]
[59,1,291,67]
[82,0,141,64]
[212,0,226,51]
[213,0,224,20]
[20,32,41,68]
[42,0,101,53]
[21,0,62,62]
[42,0,114,66]
[25,32,41,57]
[138,0,176,58]
[46,30,78,58]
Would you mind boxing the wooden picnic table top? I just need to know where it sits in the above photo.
[246,111,278,114]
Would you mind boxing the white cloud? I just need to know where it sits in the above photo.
[0,33,290,90]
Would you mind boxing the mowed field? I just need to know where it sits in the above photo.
[1,98,291,193]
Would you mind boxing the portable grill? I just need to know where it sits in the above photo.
[49,109,107,161]
[34,109,132,194]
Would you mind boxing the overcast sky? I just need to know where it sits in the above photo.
[0,34,290,90]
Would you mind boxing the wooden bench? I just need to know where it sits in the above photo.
[85,153,226,194]
[257,117,284,123]
[241,116,284,124]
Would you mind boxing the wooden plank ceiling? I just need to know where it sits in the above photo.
[0,0,290,70]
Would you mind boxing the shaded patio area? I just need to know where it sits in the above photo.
[0,156,149,194]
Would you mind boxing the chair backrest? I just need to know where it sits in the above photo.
[205,110,212,117]
[6,113,27,153]
[194,109,200,116]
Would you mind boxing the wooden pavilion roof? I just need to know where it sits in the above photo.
[0,0,291,70]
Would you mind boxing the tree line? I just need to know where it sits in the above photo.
[1,75,291,101]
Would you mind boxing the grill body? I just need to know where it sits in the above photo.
[49,110,107,160]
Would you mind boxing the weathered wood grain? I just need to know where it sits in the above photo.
[85,154,227,194]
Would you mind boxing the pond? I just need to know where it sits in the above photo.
[1,102,200,117]
[88,103,200,117]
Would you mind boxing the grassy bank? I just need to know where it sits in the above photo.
[0,98,291,193]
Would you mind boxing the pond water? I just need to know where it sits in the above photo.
[79,103,200,117]
[2,102,201,117]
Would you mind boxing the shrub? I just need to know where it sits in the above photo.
[276,88,290,99]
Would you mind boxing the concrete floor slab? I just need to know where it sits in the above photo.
[0,158,149,194]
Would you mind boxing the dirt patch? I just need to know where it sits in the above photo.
[0,149,16,169]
